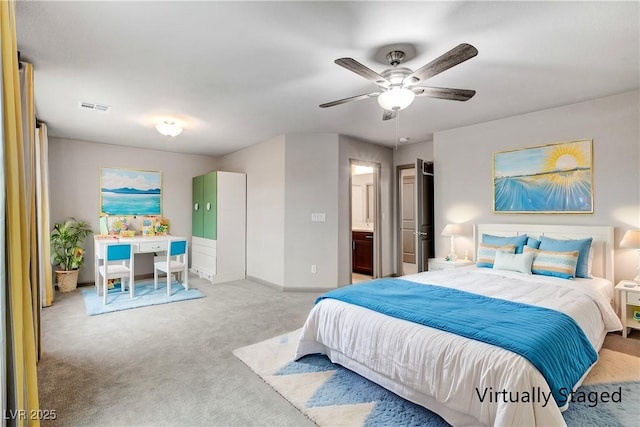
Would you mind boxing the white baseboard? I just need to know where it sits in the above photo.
[245,275,335,293]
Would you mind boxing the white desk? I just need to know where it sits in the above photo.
[94,235,186,289]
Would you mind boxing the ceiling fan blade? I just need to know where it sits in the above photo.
[405,43,478,84]
[382,110,397,121]
[335,58,390,87]
[413,86,476,101]
[319,92,380,108]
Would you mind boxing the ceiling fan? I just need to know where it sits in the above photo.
[320,43,478,120]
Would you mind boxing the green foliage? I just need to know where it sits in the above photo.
[50,218,93,271]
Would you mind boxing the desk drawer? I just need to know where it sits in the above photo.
[138,241,168,253]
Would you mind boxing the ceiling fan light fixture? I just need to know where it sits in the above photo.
[155,120,183,137]
[377,87,415,111]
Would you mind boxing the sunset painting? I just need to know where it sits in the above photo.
[493,140,593,213]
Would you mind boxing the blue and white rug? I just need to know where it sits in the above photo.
[233,330,640,427]
[81,280,205,315]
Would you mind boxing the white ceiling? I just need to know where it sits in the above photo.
[15,1,639,157]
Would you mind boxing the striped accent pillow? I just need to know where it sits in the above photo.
[524,246,579,279]
[538,236,593,279]
[476,243,516,268]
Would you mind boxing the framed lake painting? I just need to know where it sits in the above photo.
[100,167,162,215]
[493,139,593,213]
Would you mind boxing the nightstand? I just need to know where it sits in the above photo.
[428,258,474,271]
[615,280,640,338]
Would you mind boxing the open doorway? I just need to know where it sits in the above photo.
[350,160,381,284]
[397,159,434,276]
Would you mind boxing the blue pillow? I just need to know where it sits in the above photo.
[538,236,593,278]
[482,234,529,254]
[526,237,541,249]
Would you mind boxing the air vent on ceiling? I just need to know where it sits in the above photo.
[79,101,111,112]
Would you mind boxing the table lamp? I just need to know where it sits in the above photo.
[441,223,463,261]
[620,229,640,282]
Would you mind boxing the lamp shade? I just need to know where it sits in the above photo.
[620,230,640,249]
[156,120,183,137]
[377,88,415,111]
[441,223,463,236]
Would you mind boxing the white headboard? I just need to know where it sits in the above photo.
[474,224,615,282]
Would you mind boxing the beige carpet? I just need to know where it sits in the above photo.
[38,278,319,426]
[234,330,640,427]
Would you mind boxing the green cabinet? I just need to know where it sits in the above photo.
[192,171,217,240]
[202,172,217,240]
[192,175,204,238]
[191,171,246,283]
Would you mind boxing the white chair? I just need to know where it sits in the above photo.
[154,239,189,296]
[98,243,135,305]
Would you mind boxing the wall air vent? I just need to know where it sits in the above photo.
[78,101,111,112]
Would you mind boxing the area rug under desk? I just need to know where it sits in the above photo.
[233,330,640,427]
[81,281,205,316]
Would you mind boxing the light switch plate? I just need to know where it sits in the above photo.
[311,213,326,222]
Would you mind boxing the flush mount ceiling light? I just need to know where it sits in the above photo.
[155,120,183,137]
[377,87,416,111]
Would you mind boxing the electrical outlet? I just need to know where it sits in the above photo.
[311,264,317,274]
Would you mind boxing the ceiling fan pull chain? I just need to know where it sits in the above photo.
[395,109,400,150]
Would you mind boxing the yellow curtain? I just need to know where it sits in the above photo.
[36,123,53,309]
[2,0,41,424]
[20,61,41,357]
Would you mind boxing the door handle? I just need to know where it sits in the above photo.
[352,240,356,250]
[194,203,199,211]
[206,202,211,211]
[365,235,373,239]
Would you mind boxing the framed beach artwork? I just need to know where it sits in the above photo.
[493,139,593,213]
[100,167,162,215]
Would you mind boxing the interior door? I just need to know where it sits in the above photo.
[401,175,416,264]
[415,159,435,272]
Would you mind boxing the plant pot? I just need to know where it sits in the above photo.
[55,270,80,292]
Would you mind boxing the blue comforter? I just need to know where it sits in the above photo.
[317,278,597,406]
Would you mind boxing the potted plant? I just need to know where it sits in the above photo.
[50,217,93,292]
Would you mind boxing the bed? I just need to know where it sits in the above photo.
[294,224,623,426]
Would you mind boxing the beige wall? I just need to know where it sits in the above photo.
[284,134,340,288]
[433,90,640,283]
[219,133,393,289]
[48,138,217,283]
[393,140,434,168]
[217,135,286,286]
[47,90,638,286]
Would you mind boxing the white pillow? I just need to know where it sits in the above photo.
[493,250,535,274]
